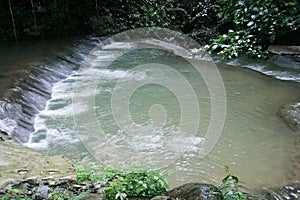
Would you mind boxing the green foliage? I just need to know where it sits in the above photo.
[219,165,256,200]
[1,166,168,200]
[102,167,169,200]
[4,185,24,195]
[205,30,268,59]
[207,0,299,59]
[75,165,103,183]
[90,0,176,34]
[74,165,169,200]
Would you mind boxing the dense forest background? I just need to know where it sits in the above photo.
[1,0,299,57]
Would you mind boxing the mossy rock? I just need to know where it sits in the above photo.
[168,183,223,200]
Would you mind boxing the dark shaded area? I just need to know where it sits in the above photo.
[275,29,300,45]
[0,0,219,42]
[0,0,298,49]
[0,0,93,40]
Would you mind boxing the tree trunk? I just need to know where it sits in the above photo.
[8,0,17,43]
[95,0,98,16]
[31,0,37,29]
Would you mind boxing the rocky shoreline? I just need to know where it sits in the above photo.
[0,177,223,200]
[1,172,300,199]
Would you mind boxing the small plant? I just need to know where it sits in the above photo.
[103,168,169,200]
[219,165,256,200]
[1,185,30,200]
[75,165,103,183]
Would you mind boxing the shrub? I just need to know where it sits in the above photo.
[207,0,299,59]
[102,167,169,200]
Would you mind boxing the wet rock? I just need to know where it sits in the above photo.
[269,182,300,200]
[268,45,300,55]
[82,193,103,200]
[53,187,66,195]
[168,183,223,200]
[34,185,49,199]
[151,196,172,200]
[278,102,300,133]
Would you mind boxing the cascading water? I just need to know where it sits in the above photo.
[0,37,101,143]
[0,32,300,190]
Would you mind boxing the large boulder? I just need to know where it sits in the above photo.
[168,183,223,200]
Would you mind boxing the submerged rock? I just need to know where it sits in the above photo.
[278,102,300,133]
[168,183,223,200]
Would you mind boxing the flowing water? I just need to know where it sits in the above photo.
[1,35,300,190]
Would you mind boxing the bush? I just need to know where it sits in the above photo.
[102,168,169,200]
[74,166,169,200]
[206,0,300,59]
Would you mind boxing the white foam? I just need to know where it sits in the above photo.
[102,42,136,50]
[101,69,128,79]
[40,103,87,117]
[25,135,49,149]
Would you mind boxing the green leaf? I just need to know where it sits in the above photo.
[247,21,254,26]
[2,194,12,200]
[285,2,296,6]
